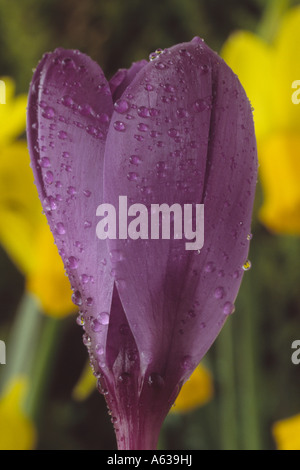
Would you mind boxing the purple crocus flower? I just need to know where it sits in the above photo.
[27,37,257,450]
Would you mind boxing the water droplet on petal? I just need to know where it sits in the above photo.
[113,121,126,132]
[127,172,138,181]
[148,373,165,389]
[76,313,85,326]
[55,222,66,235]
[205,262,215,273]
[91,318,102,332]
[242,259,252,271]
[129,155,142,166]
[42,106,55,120]
[99,312,110,325]
[214,286,225,299]
[58,130,68,140]
[67,256,79,269]
[223,301,235,316]
[114,99,130,114]
[45,171,54,185]
[72,290,82,306]
[40,157,51,168]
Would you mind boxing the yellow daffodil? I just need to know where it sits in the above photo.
[0,377,36,450]
[73,361,213,414]
[171,364,213,413]
[0,77,74,316]
[221,6,300,234]
[272,413,300,450]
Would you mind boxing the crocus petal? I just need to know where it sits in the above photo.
[104,37,257,444]
[27,48,115,354]
[110,60,148,102]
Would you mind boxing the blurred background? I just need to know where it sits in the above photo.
[0,0,300,450]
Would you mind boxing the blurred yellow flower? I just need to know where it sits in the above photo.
[0,377,36,450]
[272,413,300,450]
[221,7,300,234]
[73,361,213,414]
[171,364,213,413]
[0,77,74,316]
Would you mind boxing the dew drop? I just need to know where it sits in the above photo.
[181,355,193,370]
[72,290,82,306]
[80,274,89,284]
[113,121,126,132]
[42,106,55,119]
[223,301,235,316]
[95,344,104,356]
[91,318,102,332]
[76,313,85,326]
[44,170,54,185]
[148,373,165,389]
[67,186,77,196]
[242,259,252,271]
[82,333,91,347]
[205,262,215,273]
[129,155,142,166]
[99,312,110,325]
[43,196,57,212]
[40,157,51,168]
[214,286,225,299]
[114,99,129,114]
[55,222,66,235]
[58,130,68,140]
[127,172,138,181]
[137,106,150,118]
[247,233,253,241]
[137,122,149,132]
[67,256,79,269]
[193,98,211,113]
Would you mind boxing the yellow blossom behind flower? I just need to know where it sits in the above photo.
[272,413,300,450]
[0,77,74,316]
[171,364,213,413]
[0,77,28,146]
[221,7,300,234]
[0,377,36,450]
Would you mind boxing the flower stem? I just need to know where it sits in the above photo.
[216,317,239,450]
[257,0,290,43]
[0,294,41,391]
[24,315,62,422]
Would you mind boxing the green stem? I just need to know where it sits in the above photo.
[216,317,239,450]
[0,294,41,391]
[237,275,262,450]
[25,315,62,422]
[257,0,291,43]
